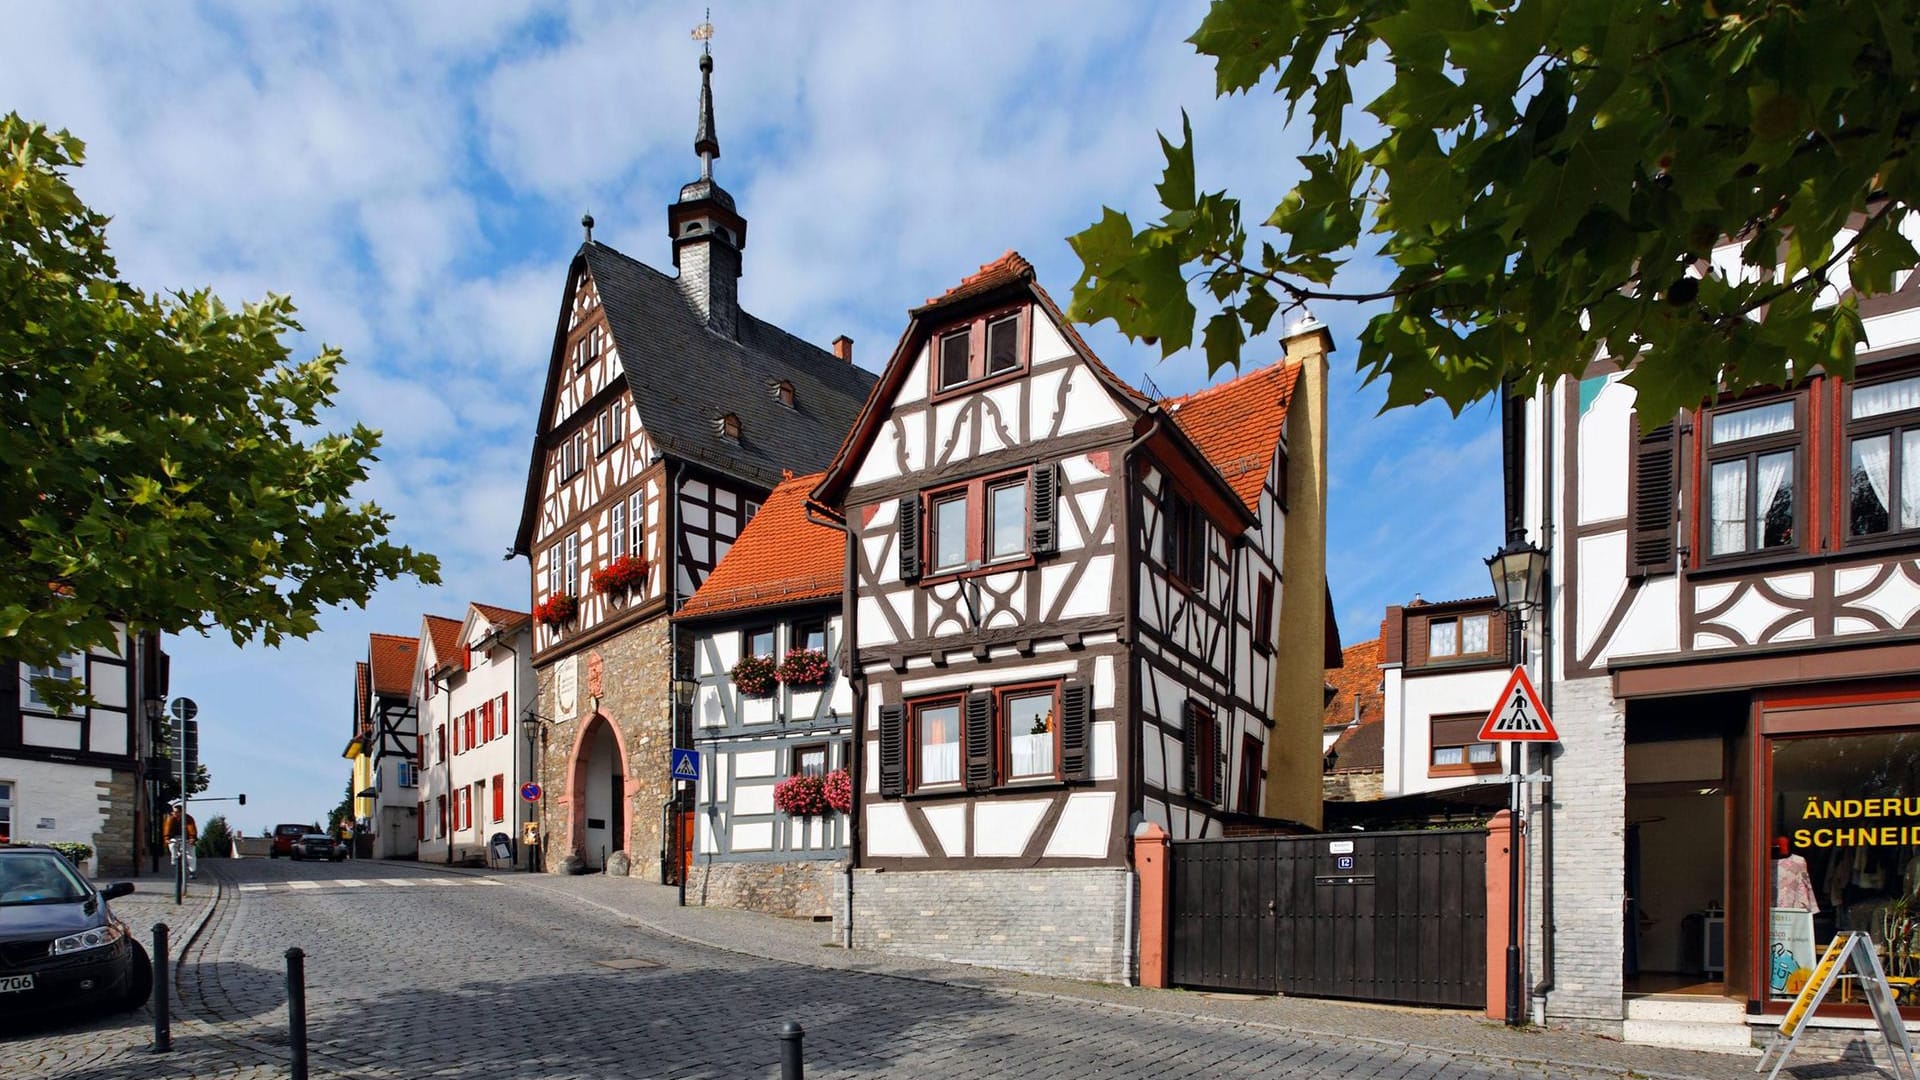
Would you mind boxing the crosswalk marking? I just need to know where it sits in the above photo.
[235,877,505,894]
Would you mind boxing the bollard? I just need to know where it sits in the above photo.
[779,1019,805,1080]
[150,923,171,1052]
[286,947,309,1080]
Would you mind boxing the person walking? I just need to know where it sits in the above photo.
[163,803,198,878]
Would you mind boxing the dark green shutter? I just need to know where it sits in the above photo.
[1059,682,1091,781]
[964,691,994,791]
[898,497,922,582]
[878,704,905,797]
[1630,417,1677,575]
[1030,462,1059,555]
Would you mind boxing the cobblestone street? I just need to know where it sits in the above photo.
[1,858,1905,1079]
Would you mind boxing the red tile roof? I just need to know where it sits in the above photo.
[353,661,370,735]
[1163,360,1303,513]
[678,472,842,619]
[921,250,1033,308]
[368,633,420,697]
[1325,638,1384,772]
[471,602,529,630]
[421,615,463,673]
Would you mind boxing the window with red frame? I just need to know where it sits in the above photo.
[492,774,505,822]
[1702,396,1800,558]
[999,683,1061,782]
[924,472,1029,576]
[891,681,1088,794]
[933,307,1026,395]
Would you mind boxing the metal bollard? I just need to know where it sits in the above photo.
[151,923,170,1052]
[779,1019,804,1080]
[286,947,309,1080]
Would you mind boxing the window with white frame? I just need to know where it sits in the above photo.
[397,762,418,788]
[1847,374,1920,540]
[1706,398,1798,556]
[610,500,626,560]
[21,655,83,713]
[564,535,579,597]
[628,492,646,559]
[546,544,563,599]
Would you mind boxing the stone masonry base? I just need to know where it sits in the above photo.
[848,867,1133,984]
[689,858,842,919]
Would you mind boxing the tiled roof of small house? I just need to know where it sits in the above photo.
[1324,638,1385,772]
[677,472,841,620]
[368,633,420,697]
[471,602,529,631]
[421,615,463,673]
[1162,360,1303,513]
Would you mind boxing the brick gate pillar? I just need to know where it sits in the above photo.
[1485,808,1523,1020]
[1133,822,1171,988]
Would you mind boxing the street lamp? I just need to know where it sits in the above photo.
[669,676,698,906]
[520,714,552,873]
[1485,531,1548,1029]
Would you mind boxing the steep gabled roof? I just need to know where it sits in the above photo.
[813,251,1151,506]
[1162,360,1302,513]
[1325,638,1385,772]
[677,472,841,620]
[471,602,529,631]
[421,615,463,675]
[514,242,877,555]
[368,633,420,698]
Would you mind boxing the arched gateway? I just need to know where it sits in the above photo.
[570,713,626,869]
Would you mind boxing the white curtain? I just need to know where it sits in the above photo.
[1756,452,1792,545]
[1428,621,1457,657]
[1711,400,1794,444]
[1710,461,1749,554]
[1853,376,1920,420]
[1855,435,1892,529]
[1905,431,1920,529]
[920,744,960,786]
[1461,615,1489,654]
[1009,734,1054,778]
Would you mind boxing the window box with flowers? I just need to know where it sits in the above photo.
[772,773,830,817]
[534,594,577,629]
[591,554,650,598]
[731,654,777,697]
[776,648,830,689]
[822,768,852,814]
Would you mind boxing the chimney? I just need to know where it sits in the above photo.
[832,335,854,362]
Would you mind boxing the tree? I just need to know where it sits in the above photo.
[327,779,355,836]
[195,814,232,859]
[0,114,439,681]
[1069,2,1920,424]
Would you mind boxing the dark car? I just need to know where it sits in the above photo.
[269,823,310,858]
[295,833,344,862]
[0,846,150,1017]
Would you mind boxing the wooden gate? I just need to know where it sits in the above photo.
[1168,829,1487,1007]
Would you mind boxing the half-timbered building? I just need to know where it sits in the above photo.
[676,473,853,916]
[1510,222,1920,1046]
[0,629,166,874]
[811,252,1332,981]
[357,632,419,860]
[510,51,875,877]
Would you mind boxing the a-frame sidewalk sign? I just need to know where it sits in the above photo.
[1478,665,1558,743]
[1757,930,1917,1080]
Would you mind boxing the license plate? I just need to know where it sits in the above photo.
[0,974,34,993]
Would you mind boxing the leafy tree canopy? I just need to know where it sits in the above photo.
[1069,0,1920,423]
[1,115,438,672]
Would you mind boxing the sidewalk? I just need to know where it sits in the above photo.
[483,866,1897,1080]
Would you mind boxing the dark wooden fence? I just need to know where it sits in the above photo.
[1168,829,1487,1007]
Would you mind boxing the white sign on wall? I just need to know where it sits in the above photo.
[556,655,578,721]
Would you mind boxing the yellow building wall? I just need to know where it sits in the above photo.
[350,751,374,821]
[1263,321,1331,829]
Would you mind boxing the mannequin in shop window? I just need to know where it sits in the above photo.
[1774,836,1819,912]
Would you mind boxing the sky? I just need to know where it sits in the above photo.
[5,2,1503,834]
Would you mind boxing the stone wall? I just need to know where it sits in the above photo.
[1530,673,1626,1029]
[690,858,843,919]
[534,617,676,882]
[847,867,1134,983]
[1322,770,1383,803]
[94,771,138,876]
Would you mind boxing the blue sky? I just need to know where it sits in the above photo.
[6,2,1501,833]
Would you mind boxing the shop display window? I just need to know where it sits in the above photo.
[1767,730,1920,1007]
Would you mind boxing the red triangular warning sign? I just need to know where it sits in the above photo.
[1478,666,1558,742]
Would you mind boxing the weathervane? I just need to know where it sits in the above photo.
[692,8,712,53]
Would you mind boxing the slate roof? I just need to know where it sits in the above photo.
[421,615,463,674]
[368,634,420,698]
[1325,638,1384,773]
[1162,360,1303,513]
[677,472,841,620]
[514,242,876,554]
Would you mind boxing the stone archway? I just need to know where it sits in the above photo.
[569,712,627,869]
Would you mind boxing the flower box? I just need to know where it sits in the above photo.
[822,768,853,814]
[534,593,577,629]
[776,648,830,688]
[591,555,650,597]
[731,654,777,697]
[774,773,830,817]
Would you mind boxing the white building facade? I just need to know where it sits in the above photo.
[416,604,535,866]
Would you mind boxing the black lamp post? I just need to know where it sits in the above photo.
[670,677,698,906]
[1485,531,1547,1028]
[520,715,549,873]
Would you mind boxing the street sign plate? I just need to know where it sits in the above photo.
[1478,666,1558,742]
[670,748,700,783]
[169,697,197,722]
[520,782,542,802]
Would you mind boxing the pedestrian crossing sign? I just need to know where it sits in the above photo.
[1477,666,1558,743]
[670,747,701,783]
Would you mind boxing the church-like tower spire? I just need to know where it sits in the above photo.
[695,52,719,180]
[671,14,747,336]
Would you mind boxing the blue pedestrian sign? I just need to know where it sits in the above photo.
[670,748,701,783]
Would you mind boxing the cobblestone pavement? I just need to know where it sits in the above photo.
[4,857,1907,1079]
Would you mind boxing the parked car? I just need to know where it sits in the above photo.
[269,823,310,858]
[0,845,150,1017]
[295,833,345,862]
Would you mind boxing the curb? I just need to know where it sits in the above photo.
[513,876,1736,1080]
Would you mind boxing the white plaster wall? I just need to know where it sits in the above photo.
[1389,666,1513,797]
[1,758,112,874]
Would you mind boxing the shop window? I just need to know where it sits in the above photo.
[1846,374,1920,540]
[792,744,827,778]
[1704,398,1798,557]
[1000,685,1059,782]
[1767,729,1920,1006]
[1430,712,1499,776]
[1428,614,1491,660]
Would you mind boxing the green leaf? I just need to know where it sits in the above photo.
[1156,112,1196,213]
[1202,310,1247,375]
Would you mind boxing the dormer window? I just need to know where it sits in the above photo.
[932,306,1028,396]
[771,380,794,408]
[716,413,740,441]
[574,325,602,370]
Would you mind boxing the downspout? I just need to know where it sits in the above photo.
[805,501,862,950]
[669,461,686,899]
[1531,379,1558,1022]
[441,669,455,866]
[1117,411,1163,987]
[490,630,523,867]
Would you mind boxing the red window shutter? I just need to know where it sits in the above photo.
[464,645,473,671]
[465,710,476,750]
[483,700,493,742]
[493,774,505,821]
[499,693,509,737]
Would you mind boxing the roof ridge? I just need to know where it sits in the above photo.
[1160,357,1302,409]
[369,631,421,642]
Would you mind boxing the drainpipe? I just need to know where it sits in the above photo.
[805,501,862,950]
[490,629,524,867]
[1531,379,1558,1024]
[670,461,685,902]
[441,669,455,866]
[1117,411,1162,986]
